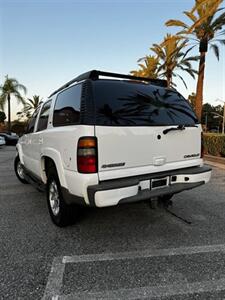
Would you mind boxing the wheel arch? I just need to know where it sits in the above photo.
[16,144,24,165]
[40,148,68,189]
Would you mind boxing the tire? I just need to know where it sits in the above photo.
[46,166,78,227]
[14,155,29,184]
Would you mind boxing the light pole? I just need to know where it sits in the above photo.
[215,99,225,135]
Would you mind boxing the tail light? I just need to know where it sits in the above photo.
[77,137,97,173]
[201,132,204,158]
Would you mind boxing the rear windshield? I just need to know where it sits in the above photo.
[93,80,198,126]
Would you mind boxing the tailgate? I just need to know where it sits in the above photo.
[96,125,201,181]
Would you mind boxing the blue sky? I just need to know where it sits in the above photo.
[1,0,224,119]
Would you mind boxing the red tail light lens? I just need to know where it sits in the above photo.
[201,132,204,158]
[77,137,97,173]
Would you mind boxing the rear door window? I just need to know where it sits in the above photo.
[93,80,198,126]
[37,100,52,132]
[26,107,41,133]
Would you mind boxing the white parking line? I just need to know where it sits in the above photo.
[58,278,225,300]
[42,243,225,300]
[63,243,225,263]
[42,257,65,300]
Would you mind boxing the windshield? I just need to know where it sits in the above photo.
[93,80,198,126]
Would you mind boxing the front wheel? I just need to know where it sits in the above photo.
[46,167,79,227]
[14,155,29,184]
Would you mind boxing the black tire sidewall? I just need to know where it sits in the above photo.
[14,155,28,184]
[46,168,70,227]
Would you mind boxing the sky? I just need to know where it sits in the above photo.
[0,0,225,120]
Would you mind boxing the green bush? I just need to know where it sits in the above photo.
[203,133,225,157]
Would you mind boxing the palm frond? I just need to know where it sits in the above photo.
[177,74,188,89]
[181,61,192,69]
[165,19,188,28]
[210,43,220,59]
[211,11,225,30]
[183,11,197,22]
[137,56,147,63]
[182,45,197,59]
[0,95,6,110]
[182,55,200,62]
[16,83,27,94]
[212,38,225,44]
[178,66,197,79]
[14,92,26,105]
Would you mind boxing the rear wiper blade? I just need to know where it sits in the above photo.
[163,124,186,135]
[163,124,198,134]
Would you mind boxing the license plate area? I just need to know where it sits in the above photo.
[151,176,169,190]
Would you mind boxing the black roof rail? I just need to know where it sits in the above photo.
[49,70,167,98]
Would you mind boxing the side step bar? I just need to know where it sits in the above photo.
[23,168,45,192]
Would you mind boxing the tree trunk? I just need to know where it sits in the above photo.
[195,51,206,121]
[167,72,172,87]
[7,94,11,132]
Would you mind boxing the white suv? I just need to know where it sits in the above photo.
[14,70,211,226]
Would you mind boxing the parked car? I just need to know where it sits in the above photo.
[209,128,219,133]
[14,70,212,226]
[0,136,6,146]
[0,132,19,145]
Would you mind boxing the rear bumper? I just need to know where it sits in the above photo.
[87,165,212,207]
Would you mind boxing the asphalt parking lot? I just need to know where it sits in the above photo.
[0,146,225,299]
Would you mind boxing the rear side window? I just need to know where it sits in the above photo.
[37,100,52,132]
[93,80,198,126]
[26,107,40,133]
[53,84,82,127]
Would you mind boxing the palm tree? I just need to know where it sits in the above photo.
[17,95,42,119]
[130,55,160,79]
[188,92,196,109]
[0,76,27,131]
[165,0,225,120]
[150,34,199,88]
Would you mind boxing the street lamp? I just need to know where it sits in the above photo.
[215,99,225,135]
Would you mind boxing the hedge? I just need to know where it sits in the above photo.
[203,133,225,157]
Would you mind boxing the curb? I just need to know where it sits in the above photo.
[204,160,225,170]
[204,155,225,165]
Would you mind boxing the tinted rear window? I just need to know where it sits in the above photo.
[53,84,81,127]
[93,80,198,126]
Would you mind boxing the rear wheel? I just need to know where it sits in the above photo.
[46,166,79,227]
[14,155,29,184]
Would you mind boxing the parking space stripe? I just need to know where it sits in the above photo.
[57,278,225,300]
[42,257,65,300]
[42,244,225,299]
[63,243,225,264]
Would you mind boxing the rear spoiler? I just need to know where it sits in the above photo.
[49,70,167,98]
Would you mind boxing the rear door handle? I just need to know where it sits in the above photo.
[38,137,43,144]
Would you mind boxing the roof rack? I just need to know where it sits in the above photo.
[49,70,167,98]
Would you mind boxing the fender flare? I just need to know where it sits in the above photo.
[16,144,25,165]
[40,148,68,189]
